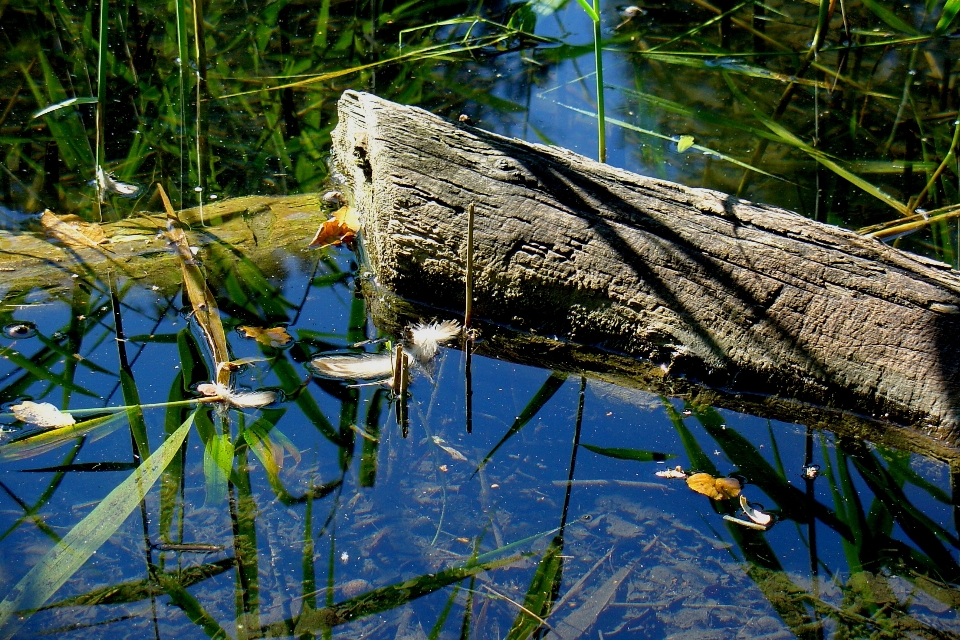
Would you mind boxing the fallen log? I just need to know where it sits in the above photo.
[331,90,960,454]
[0,194,324,297]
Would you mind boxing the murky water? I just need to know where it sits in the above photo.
[2,0,960,637]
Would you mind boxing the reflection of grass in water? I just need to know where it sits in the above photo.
[669,400,960,636]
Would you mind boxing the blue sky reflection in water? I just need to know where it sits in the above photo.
[0,246,957,638]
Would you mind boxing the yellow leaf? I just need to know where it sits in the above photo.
[686,472,741,500]
[676,135,695,153]
[308,206,358,249]
[238,325,293,347]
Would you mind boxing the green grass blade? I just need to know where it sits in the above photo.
[724,74,911,215]
[294,554,523,634]
[202,432,233,506]
[579,442,676,462]
[32,97,99,119]
[574,0,599,21]
[474,372,569,474]
[505,536,563,640]
[0,412,128,462]
[558,102,790,182]
[0,410,197,638]
[0,345,99,398]
[936,0,960,33]
[860,0,920,34]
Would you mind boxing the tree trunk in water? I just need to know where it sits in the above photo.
[331,90,960,455]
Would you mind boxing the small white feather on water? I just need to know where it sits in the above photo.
[308,353,394,381]
[406,320,461,364]
[11,401,76,428]
[197,382,277,408]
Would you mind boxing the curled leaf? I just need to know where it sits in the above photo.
[686,472,741,500]
[238,325,293,348]
[308,206,359,249]
[11,401,76,428]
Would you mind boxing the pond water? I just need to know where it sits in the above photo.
[2,0,960,638]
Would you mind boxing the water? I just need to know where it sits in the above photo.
[2,0,960,637]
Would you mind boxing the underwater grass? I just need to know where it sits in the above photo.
[0,410,196,639]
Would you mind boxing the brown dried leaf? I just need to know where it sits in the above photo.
[238,325,292,348]
[715,477,742,499]
[686,473,741,500]
[308,206,358,248]
[40,210,108,250]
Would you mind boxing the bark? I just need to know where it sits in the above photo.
[331,90,960,453]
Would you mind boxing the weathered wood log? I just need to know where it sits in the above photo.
[0,194,324,297]
[331,90,960,454]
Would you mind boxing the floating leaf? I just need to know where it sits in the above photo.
[676,135,695,152]
[40,210,108,250]
[238,325,293,348]
[686,472,741,500]
[11,401,76,428]
[580,442,676,463]
[308,205,359,249]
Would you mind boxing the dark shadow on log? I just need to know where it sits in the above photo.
[332,90,960,456]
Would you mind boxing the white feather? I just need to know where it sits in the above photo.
[406,320,461,364]
[309,353,394,381]
[197,382,277,408]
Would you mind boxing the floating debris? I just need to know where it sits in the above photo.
[432,436,468,462]
[94,166,141,199]
[197,382,278,408]
[655,465,688,479]
[406,319,461,365]
[739,495,773,527]
[686,473,741,500]
[722,514,769,531]
[11,401,76,428]
[801,463,821,480]
[321,191,345,208]
[3,322,37,339]
[238,325,293,348]
[308,352,394,382]
[308,205,359,249]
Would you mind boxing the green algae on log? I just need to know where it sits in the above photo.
[0,194,324,297]
[330,90,960,454]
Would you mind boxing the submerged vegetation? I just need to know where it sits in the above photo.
[1,0,960,637]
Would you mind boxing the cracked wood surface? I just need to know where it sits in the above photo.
[331,90,960,452]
